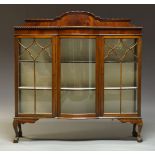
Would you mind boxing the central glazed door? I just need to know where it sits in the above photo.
[57,36,99,117]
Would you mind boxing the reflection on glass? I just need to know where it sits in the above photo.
[19,90,34,113]
[60,38,96,114]
[36,90,52,113]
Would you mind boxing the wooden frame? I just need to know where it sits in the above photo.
[13,11,143,143]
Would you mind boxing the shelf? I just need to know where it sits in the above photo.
[61,87,96,91]
[61,61,96,63]
[104,61,137,63]
[19,60,96,63]
[61,87,137,90]
[19,60,136,63]
[19,60,52,63]
[18,86,137,90]
[104,87,137,90]
[18,86,52,90]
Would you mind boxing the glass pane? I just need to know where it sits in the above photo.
[122,63,137,87]
[20,38,51,61]
[61,38,95,61]
[19,90,34,113]
[61,63,95,87]
[19,62,33,87]
[36,39,52,61]
[36,90,52,113]
[60,38,96,114]
[104,63,138,87]
[104,39,137,62]
[104,63,120,87]
[19,38,34,60]
[35,63,52,87]
[61,90,95,114]
[122,90,137,113]
[104,90,120,113]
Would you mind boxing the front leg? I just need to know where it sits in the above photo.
[12,118,39,143]
[18,123,22,137]
[13,119,19,143]
[132,124,137,137]
[137,124,143,142]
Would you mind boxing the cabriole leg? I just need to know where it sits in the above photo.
[13,119,19,143]
[132,124,137,137]
[137,124,143,143]
[118,118,143,142]
[18,123,22,137]
[13,118,39,143]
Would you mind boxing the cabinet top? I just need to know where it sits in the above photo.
[14,11,143,30]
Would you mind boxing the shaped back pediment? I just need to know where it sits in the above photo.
[22,11,135,27]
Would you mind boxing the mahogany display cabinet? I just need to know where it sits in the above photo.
[13,11,143,143]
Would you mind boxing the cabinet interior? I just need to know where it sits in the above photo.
[17,37,139,116]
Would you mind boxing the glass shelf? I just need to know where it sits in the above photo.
[60,87,137,90]
[18,86,52,90]
[61,87,96,90]
[104,87,137,90]
[61,61,96,63]
[104,61,137,63]
[61,61,137,63]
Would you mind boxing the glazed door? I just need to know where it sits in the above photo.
[102,36,142,116]
[58,36,98,117]
[16,37,54,116]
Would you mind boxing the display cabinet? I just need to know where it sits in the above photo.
[13,11,143,143]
